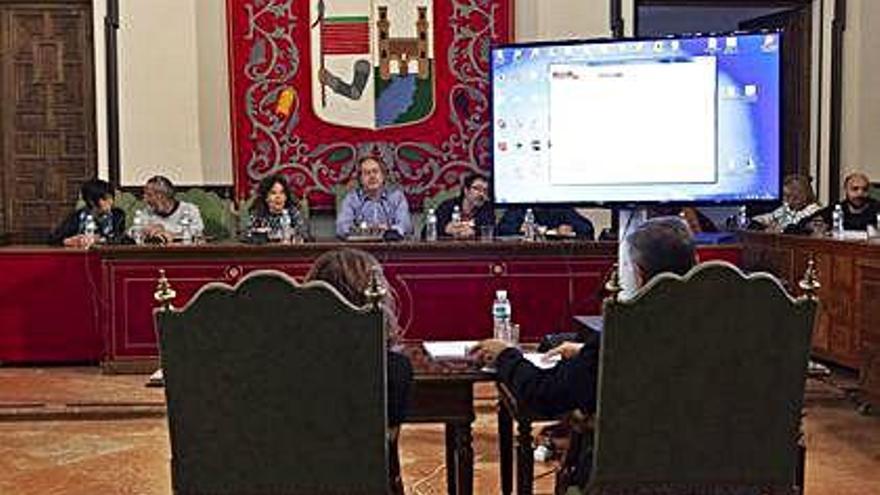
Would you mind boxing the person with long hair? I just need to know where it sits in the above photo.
[50,179,127,247]
[248,174,307,240]
[304,248,412,493]
[753,174,822,232]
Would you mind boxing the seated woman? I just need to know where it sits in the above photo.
[49,179,127,247]
[303,248,413,494]
[753,174,822,233]
[433,173,494,239]
[497,207,595,239]
[247,174,308,241]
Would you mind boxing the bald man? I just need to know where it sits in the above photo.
[800,172,878,232]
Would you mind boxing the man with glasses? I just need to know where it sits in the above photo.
[433,173,495,239]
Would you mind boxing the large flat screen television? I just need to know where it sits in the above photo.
[491,32,782,206]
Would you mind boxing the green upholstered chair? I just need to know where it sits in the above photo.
[415,187,460,238]
[573,261,817,495]
[154,270,388,495]
[175,189,235,241]
[113,190,145,228]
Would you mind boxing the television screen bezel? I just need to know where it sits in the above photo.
[489,30,785,208]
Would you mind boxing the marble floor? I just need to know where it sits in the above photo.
[0,367,878,494]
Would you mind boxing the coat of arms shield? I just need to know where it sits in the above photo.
[310,0,435,130]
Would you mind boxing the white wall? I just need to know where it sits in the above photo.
[93,0,232,186]
[93,0,107,180]
[517,0,610,41]
[841,0,880,184]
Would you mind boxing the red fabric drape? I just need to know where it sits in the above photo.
[226,0,513,208]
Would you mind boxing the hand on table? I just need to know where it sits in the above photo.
[544,342,584,361]
[467,339,513,365]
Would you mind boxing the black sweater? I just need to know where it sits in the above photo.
[48,207,127,245]
[495,331,601,417]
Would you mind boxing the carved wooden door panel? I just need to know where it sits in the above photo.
[0,1,95,243]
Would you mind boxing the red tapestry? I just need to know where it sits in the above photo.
[226,0,513,208]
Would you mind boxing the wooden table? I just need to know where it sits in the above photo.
[402,343,494,495]
[0,242,739,368]
[739,231,880,410]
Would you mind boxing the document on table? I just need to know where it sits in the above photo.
[423,340,478,360]
[423,341,561,370]
[523,352,561,370]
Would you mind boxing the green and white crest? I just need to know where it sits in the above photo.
[310,0,435,130]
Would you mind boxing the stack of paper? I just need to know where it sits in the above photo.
[423,340,478,360]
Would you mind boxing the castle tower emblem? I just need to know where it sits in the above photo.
[310,0,435,130]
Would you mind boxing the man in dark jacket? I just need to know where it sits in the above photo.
[469,216,697,489]
[433,173,495,239]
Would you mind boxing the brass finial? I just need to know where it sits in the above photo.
[604,263,621,302]
[798,255,820,300]
[154,269,177,311]
[364,265,387,309]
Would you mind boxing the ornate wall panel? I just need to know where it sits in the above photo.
[226,0,513,208]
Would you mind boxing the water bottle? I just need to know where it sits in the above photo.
[279,209,292,243]
[451,205,461,224]
[425,208,438,241]
[492,290,513,343]
[131,209,145,245]
[736,205,749,230]
[832,204,844,237]
[523,208,537,241]
[180,211,193,245]
[83,213,97,237]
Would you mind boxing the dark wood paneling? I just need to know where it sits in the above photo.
[857,261,880,410]
[0,1,96,243]
[741,231,880,375]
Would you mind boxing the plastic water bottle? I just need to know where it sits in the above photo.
[451,205,461,224]
[180,211,193,245]
[83,213,97,237]
[736,205,749,230]
[279,209,292,243]
[523,208,537,241]
[425,208,438,242]
[131,209,145,245]
[832,204,844,237]
[492,290,513,343]
[778,203,794,226]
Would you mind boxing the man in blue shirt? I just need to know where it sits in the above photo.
[336,156,412,239]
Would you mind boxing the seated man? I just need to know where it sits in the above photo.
[753,174,822,233]
[137,175,205,243]
[469,217,696,489]
[798,172,878,232]
[649,206,717,233]
[433,173,494,239]
[497,207,594,239]
[336,156,412,239]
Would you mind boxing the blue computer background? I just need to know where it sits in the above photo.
[491,33,781,204]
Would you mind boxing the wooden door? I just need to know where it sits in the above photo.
[0,1,96,243]
[739,6,813,179]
